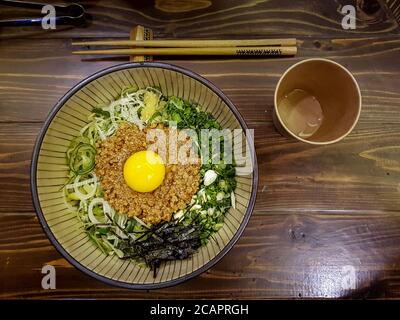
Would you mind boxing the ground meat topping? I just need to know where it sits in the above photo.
[95,123,200,225]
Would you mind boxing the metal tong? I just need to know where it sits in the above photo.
[0,0,86,26]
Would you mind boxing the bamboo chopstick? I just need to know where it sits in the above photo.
[72,38,297,48]
[72,46,297,56]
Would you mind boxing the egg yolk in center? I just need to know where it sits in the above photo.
[123,150,165,193]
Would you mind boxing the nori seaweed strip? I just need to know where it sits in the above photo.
[115,218,203,277]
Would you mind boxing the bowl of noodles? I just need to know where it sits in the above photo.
[31,62,258,289]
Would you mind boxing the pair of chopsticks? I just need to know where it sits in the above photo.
[72,38,297,57]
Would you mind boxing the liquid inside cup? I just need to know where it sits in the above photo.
[278,89,324,139]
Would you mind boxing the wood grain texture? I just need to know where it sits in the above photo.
[0,0,400,299]
[0,0,399,39]
[2,213,400,299]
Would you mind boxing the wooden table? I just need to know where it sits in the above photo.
[0,0,400,299]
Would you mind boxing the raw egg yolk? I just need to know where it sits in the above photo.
[123,150,165,193]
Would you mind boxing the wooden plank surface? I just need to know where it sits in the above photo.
[2,213,400,299]
[0,0,400,299]
[1,0,399,39]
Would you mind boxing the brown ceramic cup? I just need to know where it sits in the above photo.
[273,58,362,145]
